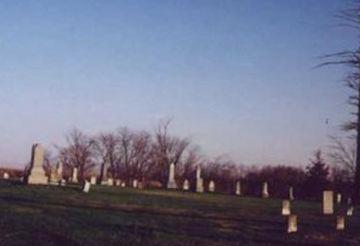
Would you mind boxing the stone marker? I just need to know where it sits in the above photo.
[115,179,121,186]
[289,186,294,201]
[287,215,297,233]
[57,161,63,180]
[60,179,66,186]
[196,166,204,193]
[323,190,334,215]
[235,181,241,196]
[262,182,269,198]
[72,167,78,183]
[167,163,177,189]
[133,179,138,188]
[121,182,126,188]
[337,193,342,204]
[282,200,291,216]
[347,206,354,216]
[107,178,114,186]
[209,180,215,192]
[27,144,48,185]
[90,176,96,185]
[3,172,9,179]
[83,181,91,193]
[336,216,345,230]
[183,179,190,191]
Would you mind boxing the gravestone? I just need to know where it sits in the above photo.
[133,179,138,188]
[57,161,63,180]
[115,179,121,186]
[90,176,96,185]
[282,200,291,216]
[289,186,294,201]
[121,182,126,188]
[336,216,345,230]
[72,167,78,183]
[347,206,354,216]
[167,163,177,189]
[60,179,66,186]
[183,179,190,191]
[323,190,334,215]
[27,144,48,185]
[235,181,241,196]
[262,182,269,198]
[83,181,91,193]
[209,180,215,192]
[287,215,297,233]
[337,193,342,204]
[107,178,114,186]
[196,166,204,193]
[3,172,9,179]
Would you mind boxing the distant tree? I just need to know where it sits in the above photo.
[151,120,190,186]
[58,128,96,182]
[305,150,330,198]
[93,132,119,183]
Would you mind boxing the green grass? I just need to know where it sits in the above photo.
[0,180,358,245]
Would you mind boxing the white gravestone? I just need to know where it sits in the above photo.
[282,200,291,216]
[336,216,345,230]
[196,166,204,193]
[336,193,342,204]
[167,163,177,189]
[72,167,78,183]
[133,179,138,188]
[83,181,91,193]
[323,190,334,215]
[121,182,126,188]
[287,215,297,233]
[60,179,66,186]
[115,179,121,186]
[27,144,48,185]
[90,176,96,185]
[262,182,269,198]
[236,181,241,196]
[57,161,63,180]
[347,206,354,216]
[183,179,190,191]
[289,186,294,201]
[3,172,9,180]
[107,178,114,186]
[209,180,215,192]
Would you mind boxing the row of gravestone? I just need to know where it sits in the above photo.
[21,144,291,198]
[282,190,354,233]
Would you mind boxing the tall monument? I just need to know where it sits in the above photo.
[167,163,177,189]
[196,166,204,193]
[27,144,48,185]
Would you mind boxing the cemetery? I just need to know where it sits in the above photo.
[0,144,358,245]
[1,1,360,245]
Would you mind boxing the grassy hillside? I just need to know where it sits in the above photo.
[0,180,358,245]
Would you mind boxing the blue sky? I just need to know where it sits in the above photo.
[0,0,357,167]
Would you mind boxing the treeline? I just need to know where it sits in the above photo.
[27,121,354,200]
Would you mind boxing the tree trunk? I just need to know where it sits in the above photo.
[354,84,360,204]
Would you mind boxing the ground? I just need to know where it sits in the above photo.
[0,180,359,246]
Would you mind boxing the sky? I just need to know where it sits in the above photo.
[0,0,357,167]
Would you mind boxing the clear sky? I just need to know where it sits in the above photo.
[0,0,357,167]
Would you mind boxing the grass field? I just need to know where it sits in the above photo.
[0,180,359,246]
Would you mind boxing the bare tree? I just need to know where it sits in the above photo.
[152,120,190,186]
[320,1,360,203]
[58,128,96,182]
[93,132,119,183]
[328,136,356,174]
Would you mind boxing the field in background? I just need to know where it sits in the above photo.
[0,181,359,246]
